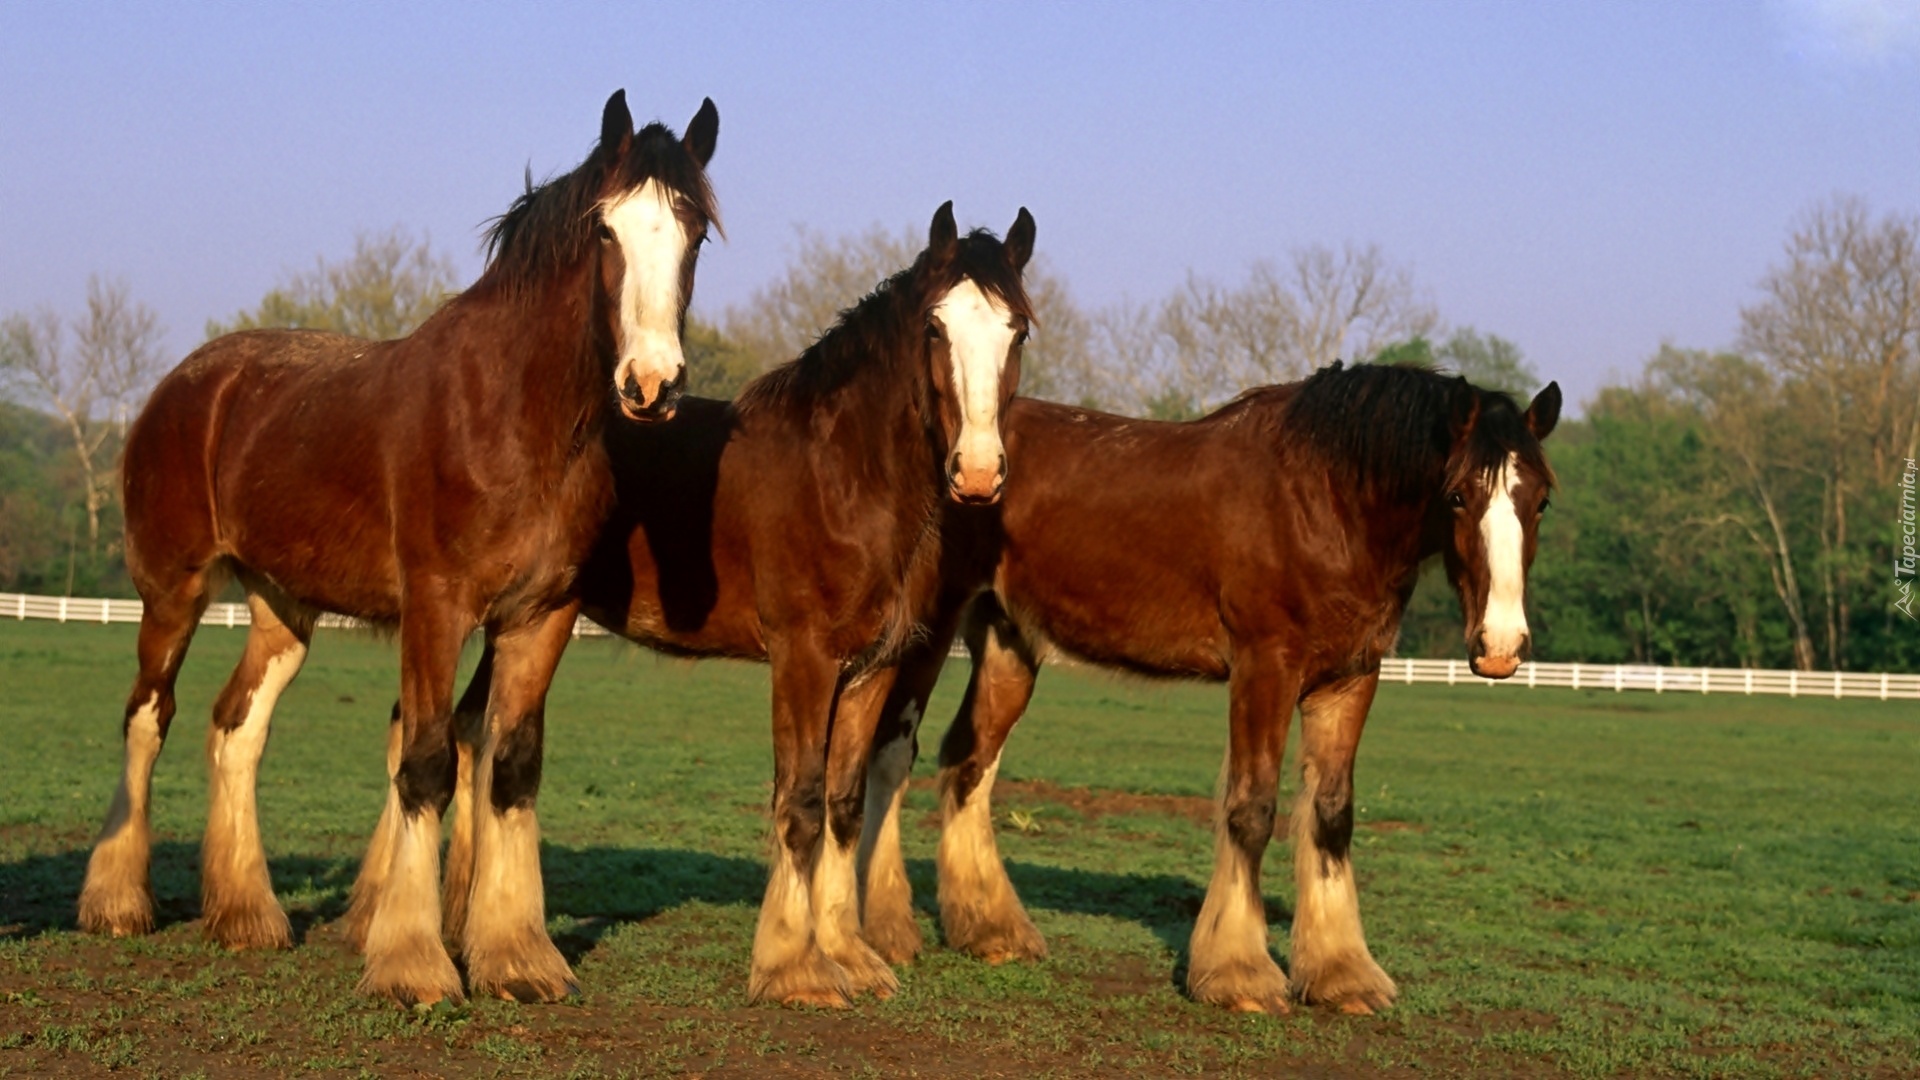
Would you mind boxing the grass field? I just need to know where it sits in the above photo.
[1,618,1916,1078]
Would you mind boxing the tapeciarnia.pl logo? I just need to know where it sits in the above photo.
[1897,457,1917,620]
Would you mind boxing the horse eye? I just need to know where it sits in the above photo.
[1447,491,1465,509]
[596,222,616,243]
[1539,497,1552,513]
[926,322,943,341]
[1014,329,1029,347]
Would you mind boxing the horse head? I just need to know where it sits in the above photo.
[589,91,719,422]
[1439,379,1560,679]
[914,201,1035,504]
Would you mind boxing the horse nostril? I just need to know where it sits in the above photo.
[948,452,963,481]
[622,371,643,403]
[996,453,1008,481]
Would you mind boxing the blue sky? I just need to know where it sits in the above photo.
[3,1,1917,409]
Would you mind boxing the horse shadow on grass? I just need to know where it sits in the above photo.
[1,843,1292,986]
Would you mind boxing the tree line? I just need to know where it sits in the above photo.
[3,200,1916,671]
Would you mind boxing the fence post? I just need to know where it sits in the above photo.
[1614,666,1623,693]
[1447,660,1457,686]
[1789,669,1797,698]
[1572,663,1580,691]
[59,596,68,623]
[1883,672,1890,701]
[1528,663,1537,689]
[1701,667,1709,694]
[1655,667,1663,694]
[1833,671,1841,700]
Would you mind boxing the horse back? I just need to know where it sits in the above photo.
[988,397,1311,680]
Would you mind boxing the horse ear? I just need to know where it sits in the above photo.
[929,201,959,262]
[600,89,634,161]
[1449,376,1480,439]
[1527,381,1562,441]
[684,98,719,167]
[1005,207,1035,272]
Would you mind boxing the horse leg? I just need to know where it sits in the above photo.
[200,587,312,949]
[441,642,495,954]
[79,574,208,937]
[356,593,468,1006]
[343,642,490,955]
[811,668,901,999]
[1290,671,1396,1014]
[1187,648,1295,1014]
[856,626,955,965]
[748,639,850,1008]
[341,703,402,952]
[463,608,577,1002]
[936,600,1046,963]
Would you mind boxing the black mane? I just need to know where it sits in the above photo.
[481,121,718,296]
[1281,362,1549,499]
[736,228,1033,412]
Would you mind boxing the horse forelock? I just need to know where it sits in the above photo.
[948,228,1034,325]
[481,121,716,297]
[1451,391,1554,493]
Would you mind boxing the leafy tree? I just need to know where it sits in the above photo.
[1437,328,1540,399]
[683,316,760,401]
[206,226,460,341]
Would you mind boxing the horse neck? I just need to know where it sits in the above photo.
[815,310,942,516]
[452,260,609,450]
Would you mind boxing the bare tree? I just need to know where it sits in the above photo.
[0,277,167,551]
[1739,195,1920,666]
[1105,243,1438,417]
[719,224,1102,404]
[722,224,921,372]
[207,226,461,341]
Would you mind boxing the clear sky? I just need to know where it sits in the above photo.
[3,1,1917,409]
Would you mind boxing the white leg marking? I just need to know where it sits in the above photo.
[359,806,462,1004]
[203,645,304,946]
[79,692,165,935]
[463,729,573,1001]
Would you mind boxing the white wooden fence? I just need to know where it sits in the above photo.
[0,591,610,637]
[6,590,1916,700]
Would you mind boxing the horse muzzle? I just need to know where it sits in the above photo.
[617,365,684,423]
[947,450,1007,505]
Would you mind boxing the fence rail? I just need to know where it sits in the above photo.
[0,591,611,637]
[6,591,1915,700]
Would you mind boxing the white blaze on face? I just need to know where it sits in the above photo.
[1479,451,1529,657]
[933,280,1016,498]
[599,180,691,409]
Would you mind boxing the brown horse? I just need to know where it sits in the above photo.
[852,362,1560,1014]
[77,91,719,1006]
[416,202,1035,1006]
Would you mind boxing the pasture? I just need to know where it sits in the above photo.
[0,618,1915,1078]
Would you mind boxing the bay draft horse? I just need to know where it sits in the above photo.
[853,362,1561,1014]
[421,202,1035,1007]
[77,91,720,1006]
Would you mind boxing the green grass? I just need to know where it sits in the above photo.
[0,618,1916,1077]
